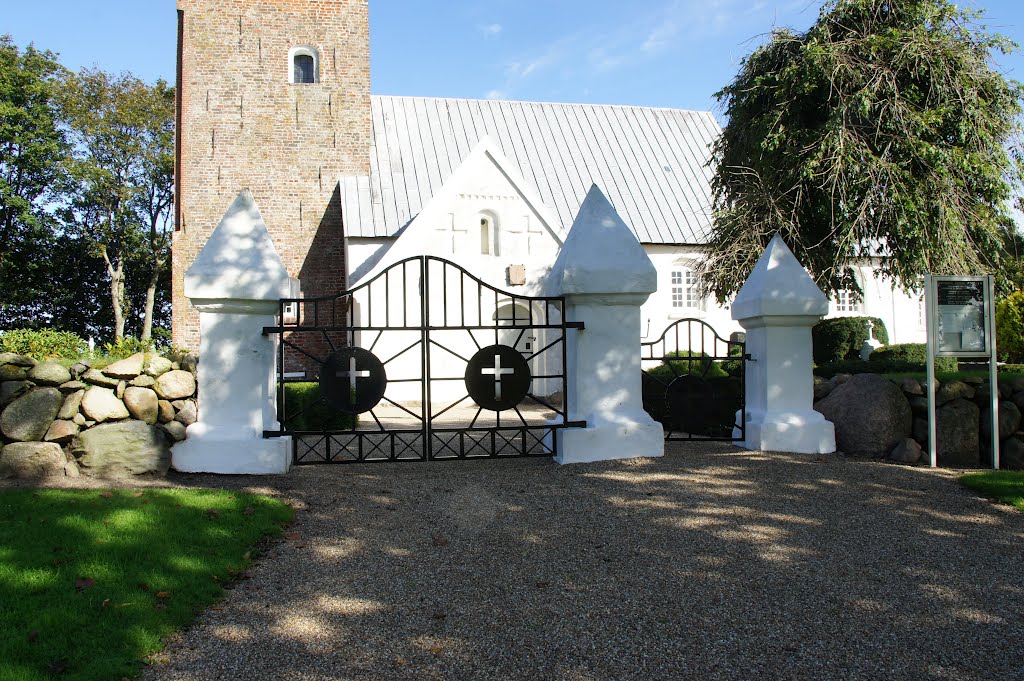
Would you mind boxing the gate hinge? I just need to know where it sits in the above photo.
[566,321,585,330]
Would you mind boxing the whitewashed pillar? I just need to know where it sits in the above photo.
[731,234,836,454]
[172,190,299,474]
[549,185,664,464]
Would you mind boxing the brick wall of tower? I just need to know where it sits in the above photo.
[173,0,370,351]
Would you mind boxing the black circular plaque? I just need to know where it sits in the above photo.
[464,345,531,411]
[319,348,387,415]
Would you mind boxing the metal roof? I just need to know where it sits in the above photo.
[342,96,721,244]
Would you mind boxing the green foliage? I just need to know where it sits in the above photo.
[0,328,87,359]
[996,290,1024,363]
[815,355,957,378]
[102,335,157,360]
[812,316,889,364]
[646,351,728,382]
[960,471,1024,511]
[699,0,1024,301]
[0,488,293,681]
[282,382,356,432]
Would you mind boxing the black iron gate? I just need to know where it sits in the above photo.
[262,256,584,464]
[641,319,748,441]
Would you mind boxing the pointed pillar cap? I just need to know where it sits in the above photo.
[548,185,656,296]
[731,233,829,320]
[185,190,298,301]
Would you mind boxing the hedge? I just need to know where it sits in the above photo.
[0,328,88,360]
[812,316,889,365]
[281,383,356,431]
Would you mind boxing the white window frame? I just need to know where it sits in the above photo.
[833,289,863,315]
[479,210,500,256]
[669,263,706,318]
[289,46,320,84]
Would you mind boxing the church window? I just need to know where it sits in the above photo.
[479,211,500,256]
[289,46,319,84]
[670,265,705,314]
[834,289,862,314]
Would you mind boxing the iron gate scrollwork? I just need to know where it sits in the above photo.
[262,256,584,463]
[641,319,749,441]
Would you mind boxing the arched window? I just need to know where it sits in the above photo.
[289,46,319,84]
[479,211,499,256]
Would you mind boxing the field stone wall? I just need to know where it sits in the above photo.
[814,373,1024,469]
[0,352,198,479]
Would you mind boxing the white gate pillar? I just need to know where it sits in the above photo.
[731,234,836,454]
[549,186,664,464]
[172,190,299,474]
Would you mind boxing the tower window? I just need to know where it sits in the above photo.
[670,264,705,314]
[289,46,319,84]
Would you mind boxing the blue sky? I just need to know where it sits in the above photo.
[4,0,1023,118]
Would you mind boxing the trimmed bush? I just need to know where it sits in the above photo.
[281,382,356,432]
[812,316,889,364]
[815,356,957,378]
[646,351,728,383]
[0,328,88,359]
[996,291,1024,363]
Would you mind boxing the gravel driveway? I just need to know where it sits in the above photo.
[134,443,1022,680]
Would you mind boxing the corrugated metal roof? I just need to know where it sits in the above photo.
[342,96,720,244]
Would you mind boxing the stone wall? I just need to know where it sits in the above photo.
[814,372,1024,469]
[0,352,198,479]
[173,0,371,349]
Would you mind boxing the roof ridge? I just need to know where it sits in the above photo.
[369,93,715,117]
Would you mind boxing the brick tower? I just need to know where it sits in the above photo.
[173,0,371,350]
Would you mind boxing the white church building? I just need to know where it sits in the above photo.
[339,96,927,348]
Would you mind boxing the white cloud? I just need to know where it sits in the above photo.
[480,23,503,38]
[485,89,508,100]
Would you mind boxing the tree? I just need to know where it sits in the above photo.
[698,0,1024,301]
[59,69,174,341]
[0,36,69,328]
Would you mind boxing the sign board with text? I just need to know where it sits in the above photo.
[928,276,994,358]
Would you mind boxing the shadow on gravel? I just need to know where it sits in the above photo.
[143,444,1024,681]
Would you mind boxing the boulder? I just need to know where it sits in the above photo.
[898,378,924,396]
[936,381,974,406]
[80,387,130,423]
[154,370,196,400]
[980,401,1022,442]
[102,353,146,379]
[908,396,929,416]
[0,381,33,409]
[123,387,159,425]
[160,420,187,442]
[130,374,156,388]
[1001,437,1024,471]
[0,387,63,442]
[174,400,198,426]
[115,381,126,399]
[58,380,87,394]
[71,421,171,476]
[0,352,36,368]
[145,355,173,377]
[813,377,833,401]
[912,418,929,445]
[58,389,85,420]
[814,374,912,457]
[72,413,87,426]
[27,362,72,386]
[1013,391,1024,415]
[936,398,980,467]
[0,442,68,479]
[44,419,80,444]
[889,438,923,465]
[69,361,90,379]
[82,369,120,388]
[180,354,199,375]
[157,400,175,424]
[0,365,28,381]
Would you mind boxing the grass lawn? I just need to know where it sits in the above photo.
[0,488,294,681]
[961,471,1024,512]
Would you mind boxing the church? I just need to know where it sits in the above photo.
[171,0,926,356]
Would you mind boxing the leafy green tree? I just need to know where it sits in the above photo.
[59,69,174,341]
[0,36,69,328]
[698,0,1024,301]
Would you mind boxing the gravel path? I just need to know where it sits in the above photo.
[58,443,1024,679]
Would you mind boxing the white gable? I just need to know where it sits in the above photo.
[348,137,563,292]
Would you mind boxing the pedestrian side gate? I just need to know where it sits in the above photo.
[262,256,584,464]
[641,319,748,441]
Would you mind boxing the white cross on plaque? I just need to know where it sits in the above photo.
[337,356,371,394]
[482,354,515,400]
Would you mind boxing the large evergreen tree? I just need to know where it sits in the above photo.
[699,0,1024,300]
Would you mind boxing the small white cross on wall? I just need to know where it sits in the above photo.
[337,356,371,394]
[482,354,515,400]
